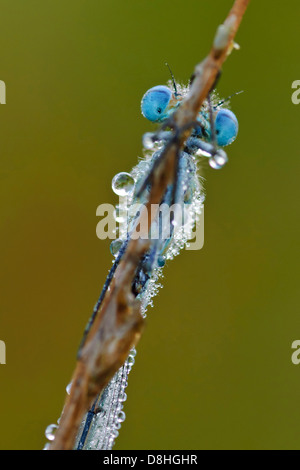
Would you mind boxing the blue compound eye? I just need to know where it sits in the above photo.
[141,85,173,122]
[215,109,239,147]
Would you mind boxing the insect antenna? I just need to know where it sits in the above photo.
[165,62,180,97]
[215,90,244,108]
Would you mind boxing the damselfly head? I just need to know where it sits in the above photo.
[214,108,239,147]
[141,85,177,123]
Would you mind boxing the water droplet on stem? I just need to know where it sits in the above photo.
[112,172,135,196]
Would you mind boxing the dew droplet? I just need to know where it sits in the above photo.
[127,355,135,369]
[142,132,155,149]
[209,150,228,169]
[117,411,126,423]
[111,429,119,438]
[45,423,58,441]
[66,382,72,395]
[112,172,135,196]
[118,392,127,403]
[130,348,137,358]
[110,238,123,256]
[157,255,166,267]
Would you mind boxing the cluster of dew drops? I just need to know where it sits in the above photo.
[43,348,136,449]
[43,109,206,448]
[109,171,136,257]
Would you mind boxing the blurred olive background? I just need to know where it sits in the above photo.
[0,0,299,450]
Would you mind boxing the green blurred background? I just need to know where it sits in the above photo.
[0,0,299,450]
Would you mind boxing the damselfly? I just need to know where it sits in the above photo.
[45,0,249,451]
[45,75,240,449]
[48,72,239,451]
